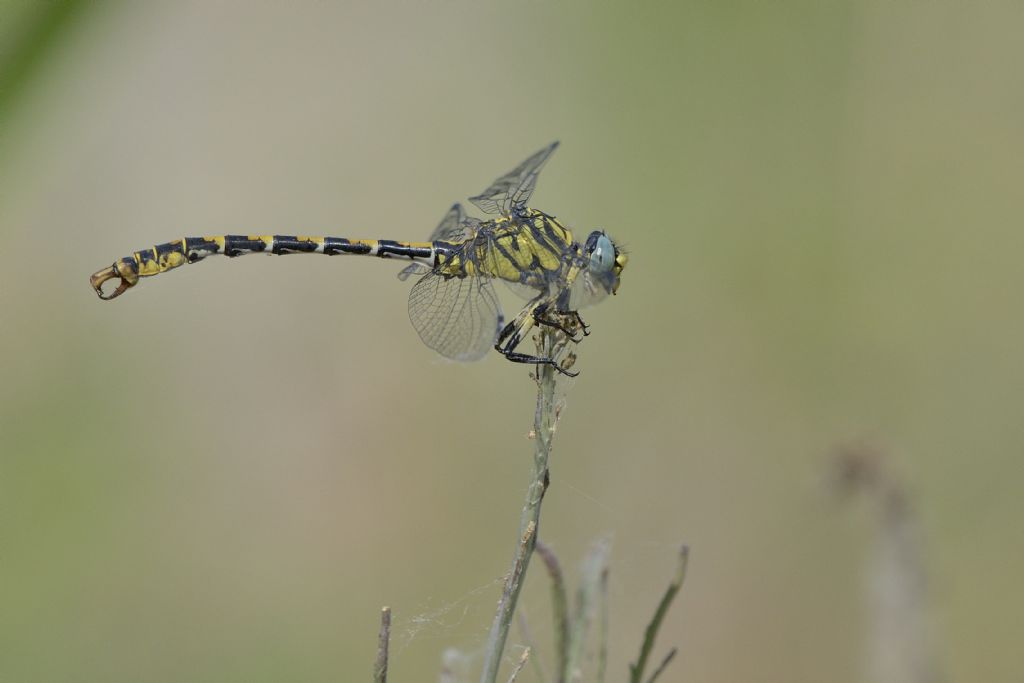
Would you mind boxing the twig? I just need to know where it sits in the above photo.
[645,648,678,683]
[516,609,548,682]
[506,647,531,683]
[535,540,569,681]
[374,606,391,683]
[830,446,942,683]
[565,539,610,681]
[596,565,609,683]
[480,520,538,681]
[629,545,689,683]
[479,329,560,683]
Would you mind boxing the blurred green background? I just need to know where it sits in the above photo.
[2,1,1022,681]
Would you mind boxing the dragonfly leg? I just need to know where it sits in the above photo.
[572,311,591,336]
[496,301,580,377]
[531,303,584,342]
[548,309,589,337]
[501,349,580,378]
[495,309,534,359]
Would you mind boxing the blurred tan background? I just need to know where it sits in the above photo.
[2,1,1022,681]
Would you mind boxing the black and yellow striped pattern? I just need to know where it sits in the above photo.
[89,210,578,301]
[90,235,442,300]
[88,143,627,375]
[461,212,572,284]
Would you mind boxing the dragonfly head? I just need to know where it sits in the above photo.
[585,230,626,292]
[569,231,626,308]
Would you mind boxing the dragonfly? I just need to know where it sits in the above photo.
[89,142,627,375]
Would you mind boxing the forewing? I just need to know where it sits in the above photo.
[408,270,501,362]
[468,141,559,216]
[398,204,479,282]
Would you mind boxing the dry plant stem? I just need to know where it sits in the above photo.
[830,447,941,683]
[479,330,559,683]
[374,606,391,683]
[535,540,570,680]
[515,610,548,682]
[565,540,610,681]
[645,648,678,683]
[506,647,531,683]
[629,545,689,683]
[597,566,609,683]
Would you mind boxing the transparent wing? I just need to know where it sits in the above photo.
[408,269,502,362]
[397,262,432,282]
[468,141,559,216]
[503,279,544,300]
[398,204,481,282]
[566,267,616,310]
[429,203,476,242]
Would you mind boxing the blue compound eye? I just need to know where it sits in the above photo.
[589,233,615,273]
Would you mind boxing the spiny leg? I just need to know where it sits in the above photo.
[568,311,590,336]
[501,350,579,378]
[495,301,580,377]
[531,303,585,343]
[549,309,590,337]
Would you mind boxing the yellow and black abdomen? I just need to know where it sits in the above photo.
[90,235,436,300]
